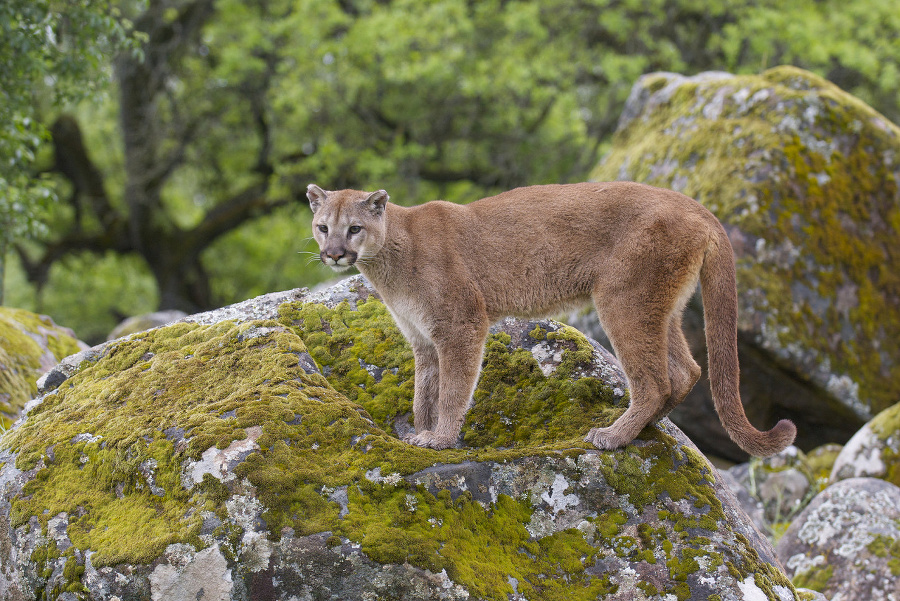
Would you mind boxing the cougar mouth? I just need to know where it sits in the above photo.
[321,251,357,271]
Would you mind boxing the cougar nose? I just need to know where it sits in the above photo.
[325,251,344,262]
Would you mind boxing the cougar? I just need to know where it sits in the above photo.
[306,182,796,456]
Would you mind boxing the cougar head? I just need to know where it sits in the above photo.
[306,184,389,272]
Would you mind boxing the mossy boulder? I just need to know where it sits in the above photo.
[776,477,900,600]
[1,277,801,600]
[0,307,86,429]
[591,66,900,458]
[830,402,900,487]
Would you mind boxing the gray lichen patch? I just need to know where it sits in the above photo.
[776,477,900,599]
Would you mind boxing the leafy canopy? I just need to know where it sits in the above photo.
[7,0,900,341]
[0,0,141,303]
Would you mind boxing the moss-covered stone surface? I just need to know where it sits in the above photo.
[0,308,85,429]
[592,66,900,424]
[0,278,799,600]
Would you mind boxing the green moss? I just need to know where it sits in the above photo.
[1,297,797,598]
[0,308,619,590]
[528,325,547,340]
[636,580,659,597]
[281,299,624,451]
[599,438,721,527]
[0,307,83,428]
[546,326,598,378]
[339,484,615,601]
[278,299,415,428]
[792,564,833,592]
[868,403,900,487]
[592,65,900,416]
[463,330,622,449]
[868,533,900,576]
[3,320,420,571]
[595,508,628,538]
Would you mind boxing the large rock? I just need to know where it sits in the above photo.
[591,66,900,459]
[776,477,900,600]
[830,401,900,486]
[0,276,801,600]
[0,307,86,428]
[107,310,188,341]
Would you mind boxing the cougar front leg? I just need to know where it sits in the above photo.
[406,323,488,450]
[411,342,439,432]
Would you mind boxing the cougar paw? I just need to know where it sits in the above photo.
[584,427,628,451]
[404,430,456,450]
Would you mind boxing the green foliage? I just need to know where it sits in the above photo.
[8,251,159,344]
[0,0,140,303]
[8,0,900,341]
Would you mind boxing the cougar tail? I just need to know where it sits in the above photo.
[699,226,796,457]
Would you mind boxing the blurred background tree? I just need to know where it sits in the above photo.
[4,0,899,342]
[0,0,139,306]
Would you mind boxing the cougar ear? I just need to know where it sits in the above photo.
[364,189,389,216]
[306,184,328,213]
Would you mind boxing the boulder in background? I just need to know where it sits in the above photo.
[591,66,900,459]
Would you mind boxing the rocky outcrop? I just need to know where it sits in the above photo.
[0,276,801,600]
[0,307,86,428]
[776,477,900,600]
[591,66,900,459]
[830,401,900,486]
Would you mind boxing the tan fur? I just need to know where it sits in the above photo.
[306,182,796,456]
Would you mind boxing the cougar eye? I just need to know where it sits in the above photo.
[317,224,328,233]
[348,225,362,235]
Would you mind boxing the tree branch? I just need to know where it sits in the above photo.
[186,181,289,257]
[49,115,117,228]
[15,218,131,289]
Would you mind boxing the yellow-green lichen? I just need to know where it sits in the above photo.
[0,307,83,428]
[592,65,900,416]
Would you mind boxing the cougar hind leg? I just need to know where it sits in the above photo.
[653,313,702,422]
